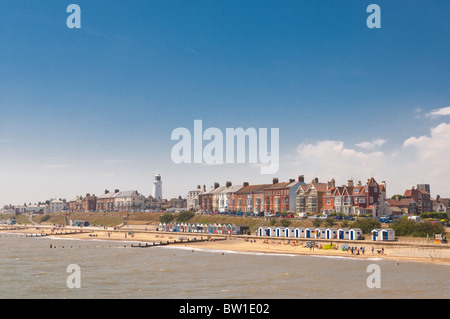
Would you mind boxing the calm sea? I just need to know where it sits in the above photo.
[0,233,448,299]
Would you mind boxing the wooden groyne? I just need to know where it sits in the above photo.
[25,231,84,237]
[131,236,227,248]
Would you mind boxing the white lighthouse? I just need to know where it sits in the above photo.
[152,173,162,200]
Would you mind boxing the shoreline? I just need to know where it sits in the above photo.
[1,225,449,265]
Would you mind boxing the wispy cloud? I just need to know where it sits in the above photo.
[0,138,12,143]
[425,106,450,118]
[355,138,386,150]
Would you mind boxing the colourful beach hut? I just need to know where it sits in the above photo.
[326,228,338,239]
[338,228,350,240]
[349,228,362,240]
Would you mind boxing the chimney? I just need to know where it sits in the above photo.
[298,175,304,183]
[327,180,334,189]
[357,181,362,186]
[273,178,279,184]
[226,181,232,187]
[289,179,295,183]
[105,189,109,194]
[86,193,90,197]
[115,189,120,193]
[347,180,353,187]
[243,182,249,187]
[203,185,206,191]
[313,177,319,183]
[214,182,220,189]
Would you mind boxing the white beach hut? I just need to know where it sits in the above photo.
[258,226,268,237]
[295,227,305,238]
[274,227,284,237]
[314,228,327,239]
[381,228,395,241]
[338,228,350,240]
[305,227,314,239]
[371,229,382,241]
[284,227,296,238]
[349,228,362,240]
[326,228,338,239]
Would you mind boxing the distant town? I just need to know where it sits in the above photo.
[1,172,449,220]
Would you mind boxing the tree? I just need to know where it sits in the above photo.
[160,213,175,224]
[324,218,335,227]
[312,219,322,228]
[280,219,291,227]
[176,211,195,222]
[391,219,445,237]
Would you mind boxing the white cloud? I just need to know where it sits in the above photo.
[355,138,386,150]
[425,106,450,118]
[403,122,450,174]
[284,122,450,197]
[293,140,385,184]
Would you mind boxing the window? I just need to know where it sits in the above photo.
[370,197,373,204]
[326,198,331,205]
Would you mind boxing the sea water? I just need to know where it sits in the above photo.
[0,234,448,299]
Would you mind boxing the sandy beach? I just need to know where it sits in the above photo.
[1,225,449,265]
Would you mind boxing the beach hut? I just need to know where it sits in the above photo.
[381,228,395,241]
[284,227,296,238]
[305,227,313,239]
[349,228,362,240]
[338,228,350,240]
[371,229,381,241]
[258,226,267,237]
[258,226,264,236]
[274,227,284,237]
[295,227,305,238]
[314,228,327,239]
[326,228,338,239]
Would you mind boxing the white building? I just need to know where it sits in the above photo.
[219,183,243,213]
[187,186,202,211]
[50,200,66,213]
[114,190,145,211]
[152,173,162,200]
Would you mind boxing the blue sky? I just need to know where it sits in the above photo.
[1,0,449,205]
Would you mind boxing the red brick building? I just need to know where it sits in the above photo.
[403,186,432,214]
